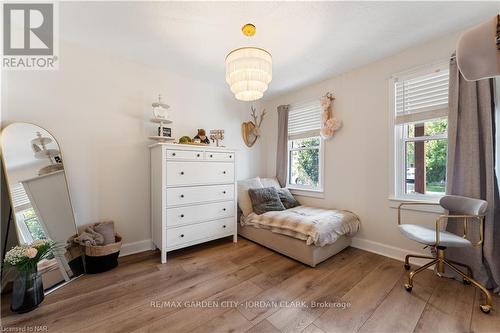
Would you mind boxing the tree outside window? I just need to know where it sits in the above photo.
[288,137,321,189]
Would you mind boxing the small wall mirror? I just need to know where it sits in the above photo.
[1,123,83,293]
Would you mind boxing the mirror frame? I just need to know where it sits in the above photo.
[0,122,83,294]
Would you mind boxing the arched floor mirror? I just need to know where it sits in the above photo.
[1,123,83,296]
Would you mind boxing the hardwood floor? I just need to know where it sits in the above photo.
[1,238,498,333]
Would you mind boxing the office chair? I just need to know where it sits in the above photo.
[398,195,492,314]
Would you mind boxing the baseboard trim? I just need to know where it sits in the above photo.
[351,237,431,268]
[120,239,155,257]
[118,237,433,266]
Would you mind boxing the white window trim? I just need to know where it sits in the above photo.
[389,62,449,207]
[286,135,325,195]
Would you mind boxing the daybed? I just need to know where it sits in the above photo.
[237,177,360,267]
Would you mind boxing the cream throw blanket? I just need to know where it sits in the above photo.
[242,206,360,246]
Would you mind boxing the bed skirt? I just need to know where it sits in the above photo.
[238,224,351,267]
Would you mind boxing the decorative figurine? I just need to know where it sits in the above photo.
[209,130,225,147]
[178,136,192,144]
[193,129,210,145]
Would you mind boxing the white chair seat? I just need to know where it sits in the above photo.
[399,224,472,248]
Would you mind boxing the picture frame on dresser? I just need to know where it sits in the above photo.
[149,143,237,263]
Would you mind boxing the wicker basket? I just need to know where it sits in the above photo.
[82,234,122,274]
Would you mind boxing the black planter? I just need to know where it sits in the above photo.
[10,271,44,313]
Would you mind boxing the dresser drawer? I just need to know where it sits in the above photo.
[166,162,234,186]
[166,218,234,249]
[206,151,235,162]
[166,149,203,160]
[166,201,233,228]
[166,184,234,207]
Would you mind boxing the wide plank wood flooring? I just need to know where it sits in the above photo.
[1,238,498,333]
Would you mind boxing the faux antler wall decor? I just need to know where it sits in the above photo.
[320,92,342,140]
[241,106,266,147]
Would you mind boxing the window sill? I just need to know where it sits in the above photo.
[288,188,325,199]
[388,196,444,214]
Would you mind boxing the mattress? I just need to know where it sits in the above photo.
[241,205,360,246]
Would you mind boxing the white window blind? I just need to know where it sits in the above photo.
[11,183,31,212]
[288,101,321,140]
[395,67,449,125]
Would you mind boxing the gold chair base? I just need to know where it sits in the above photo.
[404,251,493,314]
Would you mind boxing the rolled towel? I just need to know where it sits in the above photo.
[93,221,115,245]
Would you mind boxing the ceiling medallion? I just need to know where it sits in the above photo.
[225,24,272,102]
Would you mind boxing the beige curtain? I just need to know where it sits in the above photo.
[446,56,499,291]
[276,105,290,187]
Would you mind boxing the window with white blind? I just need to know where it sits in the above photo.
[11,183,31,212]
[287,101,324,192]
[392,63,449,200]
[10,182,47,243]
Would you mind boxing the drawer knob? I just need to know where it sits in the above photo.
[223,225,226,228]
[210,154,213,158]
[229,155,232,158]
[223,171,226,174]
[180,214,185,218]
[223,208,226,211]
[197,154,200,157]
[172,153,176,156]
[223,191,226,194]
[180,171,184,175]
[180,194,184,198]
[180,234,184,238]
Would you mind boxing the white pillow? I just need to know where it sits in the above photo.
[260,177,282,189]
[237,177,264,216]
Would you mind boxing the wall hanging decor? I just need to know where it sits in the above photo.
[320,92,342,140]
[241,106,266,147]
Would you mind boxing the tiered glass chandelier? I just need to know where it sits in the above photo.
[225,24,272,102]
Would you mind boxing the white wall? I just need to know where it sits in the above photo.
[1,42,264,250]
[261,31,461,258]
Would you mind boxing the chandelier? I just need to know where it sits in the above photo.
[225,24,272,102]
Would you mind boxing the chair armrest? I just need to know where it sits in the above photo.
[435,214,485,247]
[397,202,441,225]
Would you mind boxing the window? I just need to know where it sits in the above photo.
[392,63,449,200]
[287,101,324,192]
[11,183,47,243]
[16,208,47,243]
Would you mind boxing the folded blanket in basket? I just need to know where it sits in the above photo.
[73,227,104,246]
[242,205,360,246]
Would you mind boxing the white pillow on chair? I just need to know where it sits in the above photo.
[237,177,264,216]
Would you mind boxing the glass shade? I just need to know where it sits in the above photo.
[225,47,272,101]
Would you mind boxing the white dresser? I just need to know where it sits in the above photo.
[150,143,237,263]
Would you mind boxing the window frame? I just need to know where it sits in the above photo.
[390,62,449,202]
[286,135,325,193]
[15,209,36,244]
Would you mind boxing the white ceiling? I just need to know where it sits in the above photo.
[60,1,500,99]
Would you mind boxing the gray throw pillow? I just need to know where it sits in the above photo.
[277,188,300,209]
[248,187,285,215]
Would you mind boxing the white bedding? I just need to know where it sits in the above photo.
[241,205,360,246]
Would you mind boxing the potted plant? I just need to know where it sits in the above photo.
[4,240,60,313]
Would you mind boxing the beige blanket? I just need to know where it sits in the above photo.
[242,206,360,246]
